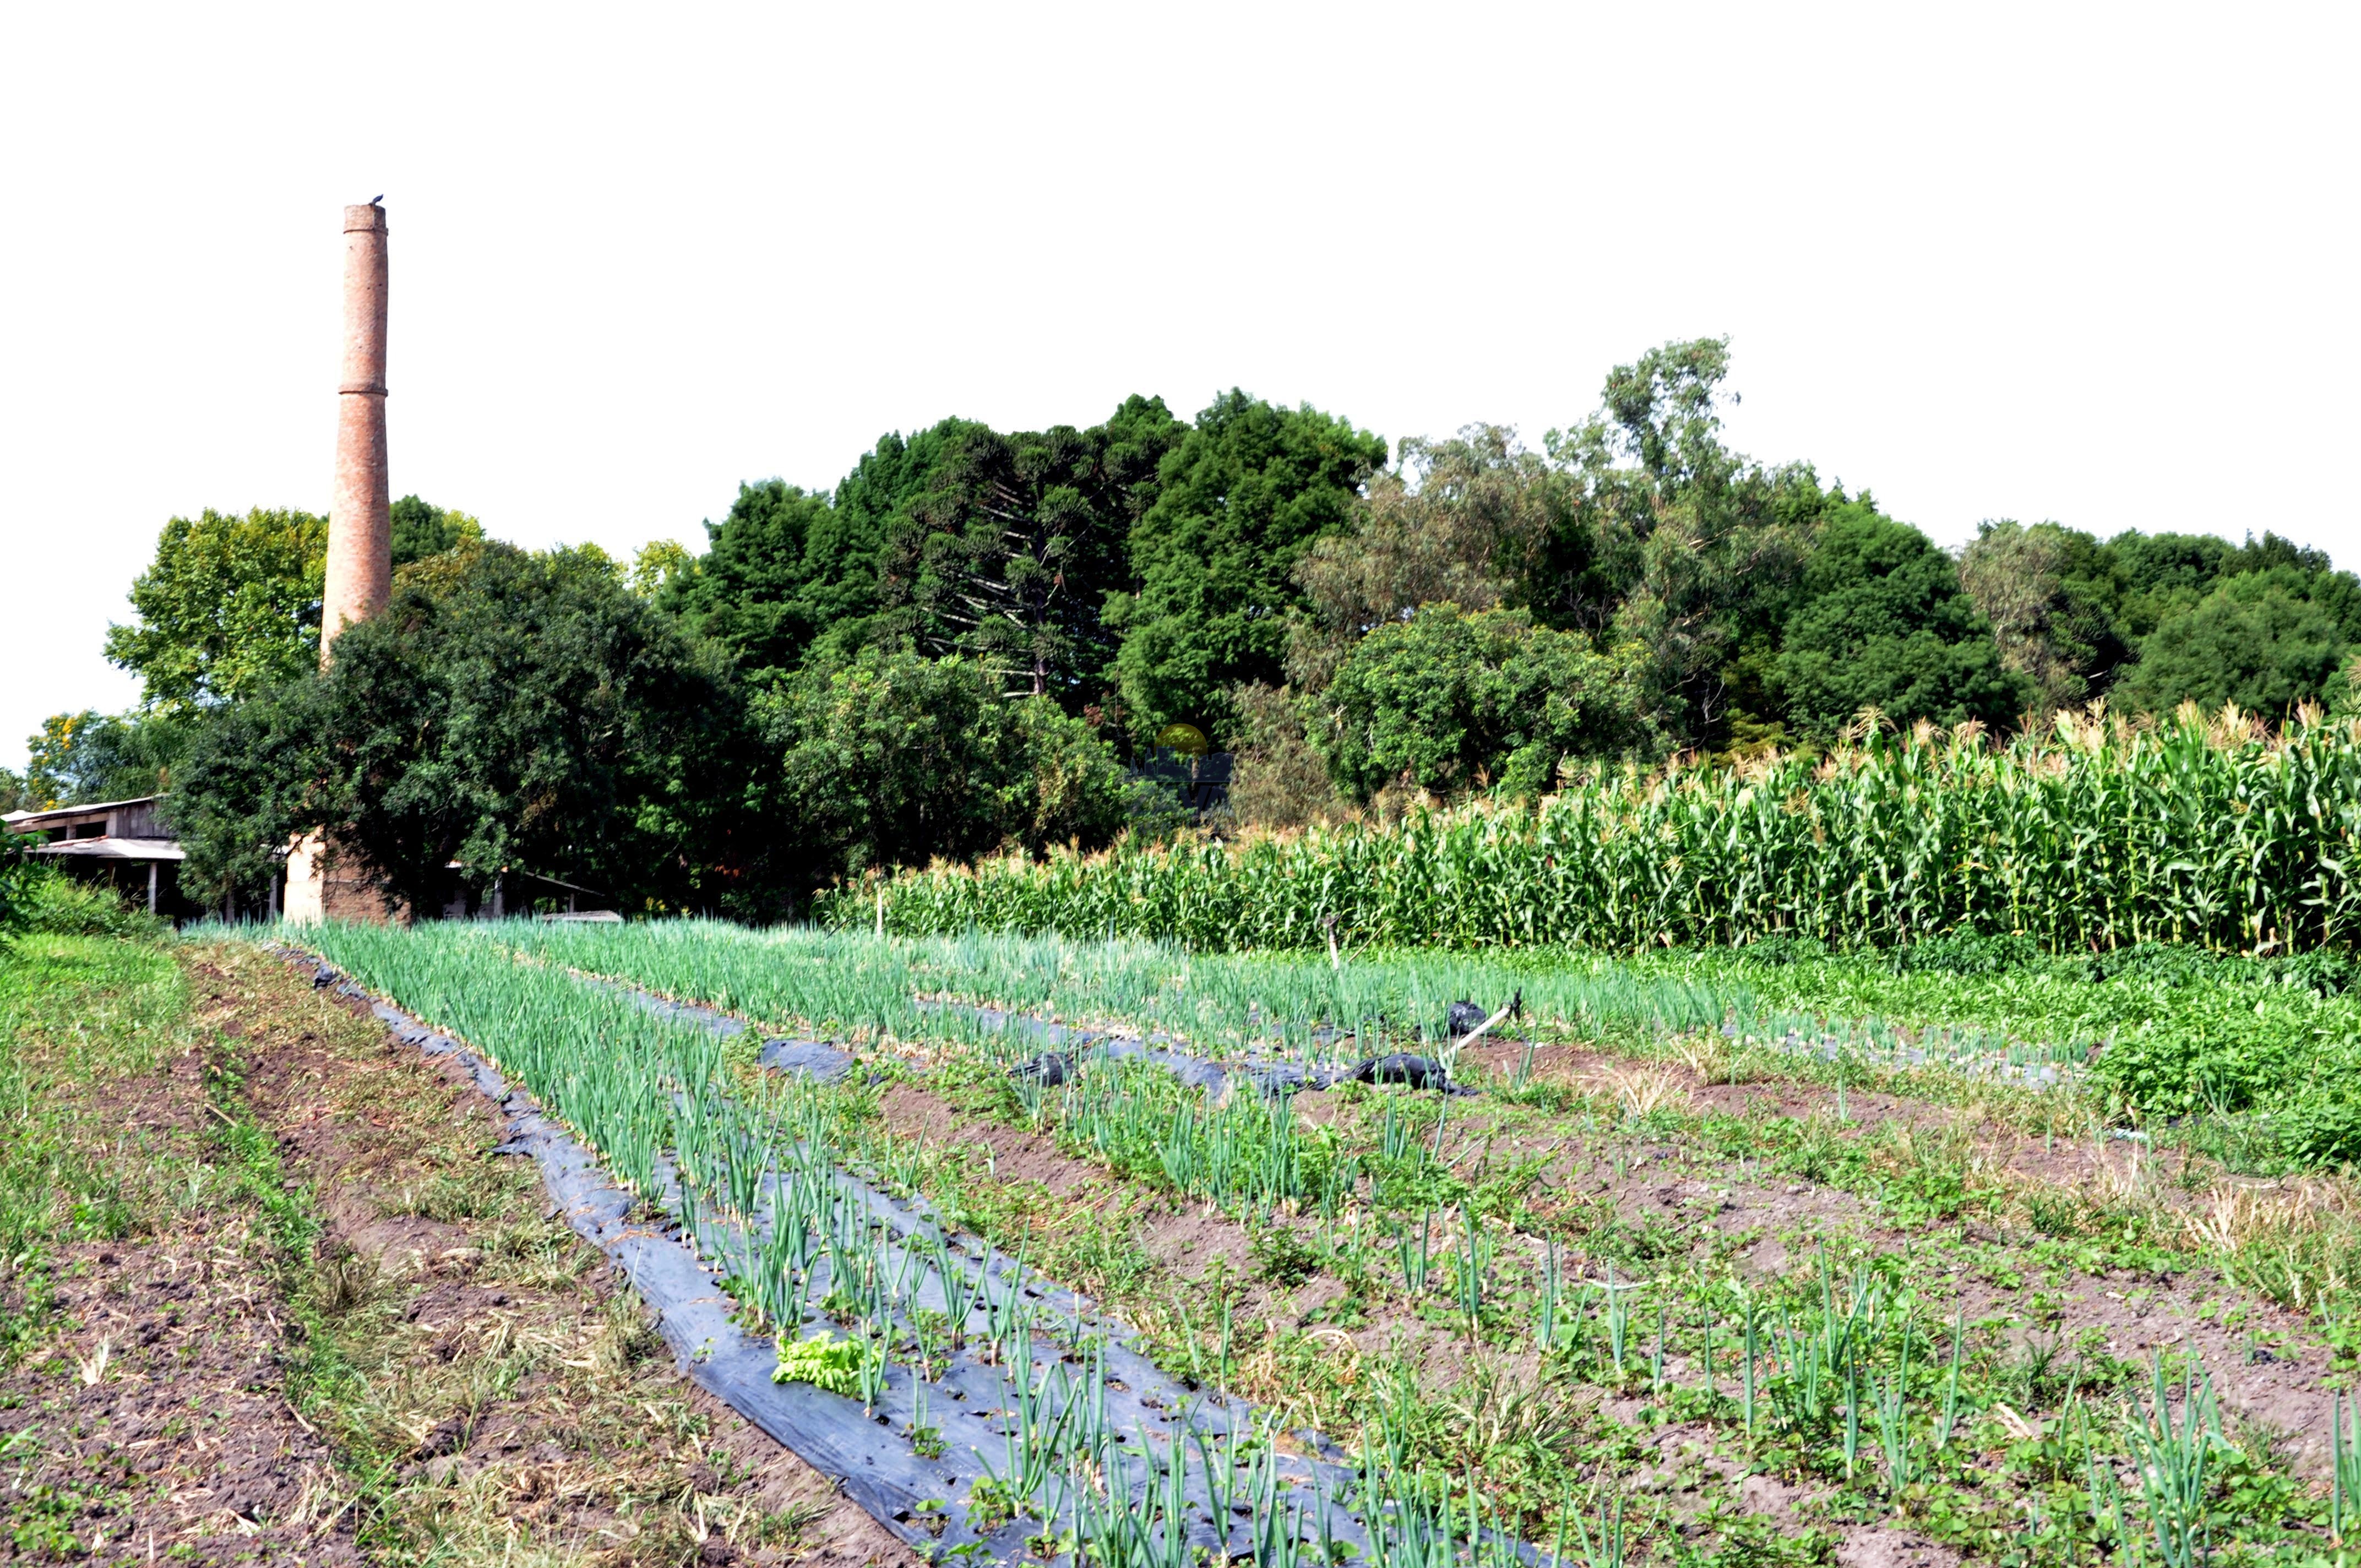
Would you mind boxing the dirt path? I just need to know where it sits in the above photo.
[0,941,360,1564]
[0,937,920,1567]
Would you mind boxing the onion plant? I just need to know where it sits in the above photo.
[273,918,2316,1568]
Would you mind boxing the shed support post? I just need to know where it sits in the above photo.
[147,861,157,914]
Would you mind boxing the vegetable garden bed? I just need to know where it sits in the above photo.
[264,921,2361,1568]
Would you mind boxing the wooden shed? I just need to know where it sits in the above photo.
[2,796,202,917]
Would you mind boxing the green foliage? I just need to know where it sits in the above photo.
[166,682,329,908]
[1248,1222,1321,1287]
[0,831,31,932]
[665,480,884,675]
[812,424,960,652]
[886,398,1184,704]
[21,709,192,808]
[3,870,161,939]
[1775,505,2031,738]
[628,538,695,600]
[102,507,328,707]
[2276,1096,2361,1167]
[770,1330,878,1396]
[1546,339,1829,749]
[1314,605,1645,799]
[334,541,755,912]
[859,708,2361,961]
[1958,520,2134,715]
[1960,524,2361,721]
[1112,391,1388,738]
[1290,427,1580,688]
[171,541,764,916]
[2115,568,2347,718]
[387,495,483,567]
[1661,933,2361,1167]
[2111,530,2361,644]
[755,647,1148,883]
[75,346,2361,935]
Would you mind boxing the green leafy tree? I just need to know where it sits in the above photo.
[819,423,963,660]
[1313,605,1646,799]
[0,823,32,932]
[2102,531,2361,645]
[171,541,766,915]
[1957,520,2133,717]
[629,538,695,600]
[1773,505,2030,737]
[1545,340,1829,750]
[23,710,192,807]
[2105,530,2246,640]
[104,499,478,711]
[661,443,950,675]
[2113,568,2347,717]
[388,495,483,566]
[1290,426,1580,690]
[165,687,331,908]
[887,398,1185,703]
[104,508,329,707]
[1111,392,1387,739]
[663,483,853,674]
[1951,525,2361,721]
[754,647,1144,881]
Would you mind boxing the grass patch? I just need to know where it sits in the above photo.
[2,933,871,1565]
[0,933,189,1364]
[187,937,861,1566]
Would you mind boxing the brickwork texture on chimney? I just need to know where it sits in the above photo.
[322,202,390,657]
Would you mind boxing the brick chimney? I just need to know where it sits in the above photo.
[288,202,398,923]
[321,202,391,655]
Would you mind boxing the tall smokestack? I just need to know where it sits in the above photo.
[321,202,390,658]
[286,201,396,924]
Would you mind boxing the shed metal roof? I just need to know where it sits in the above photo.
[28,837,186,862]
[4,796,163,830]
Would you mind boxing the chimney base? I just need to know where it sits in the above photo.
[284,831,404,924]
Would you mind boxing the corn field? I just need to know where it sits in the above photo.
[831,709,2361,956]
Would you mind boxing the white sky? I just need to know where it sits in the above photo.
[2,2,2353,771]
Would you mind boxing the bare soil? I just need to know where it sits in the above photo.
[1444,1044,2354,1474]
[1,1230,361,1565]
[0,942,920,1568]
[875,1029,2351,1556]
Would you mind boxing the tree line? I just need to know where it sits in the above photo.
[10,339,2359,917]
